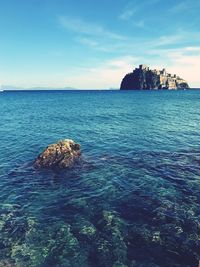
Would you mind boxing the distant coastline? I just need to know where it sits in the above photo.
[1,88,200,93]
[0,86,78,91]
[0,85,120,91]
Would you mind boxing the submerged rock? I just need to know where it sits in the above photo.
[34,139,81,169]
[0,260,16,267]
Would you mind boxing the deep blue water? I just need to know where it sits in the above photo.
[0,90,200,267]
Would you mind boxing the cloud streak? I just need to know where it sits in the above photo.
[119,0,161,25]
[59,16,124,40]
[119,8,137,21]
[169,0,200,13]
[62,56,139,89]
[62,44,200,89]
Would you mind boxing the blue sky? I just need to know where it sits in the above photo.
[0,0,200,89]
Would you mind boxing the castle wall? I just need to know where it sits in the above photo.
[120,65,189,90]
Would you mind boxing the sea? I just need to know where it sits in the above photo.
[0,90,200,267]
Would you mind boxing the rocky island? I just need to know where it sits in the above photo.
[120,64,189,90]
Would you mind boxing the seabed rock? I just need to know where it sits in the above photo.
[34,139,81,169]
[0,260,16,267]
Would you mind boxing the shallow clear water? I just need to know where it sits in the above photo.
[0,90,200,267]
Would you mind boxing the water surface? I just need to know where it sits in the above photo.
[0,90,200,267]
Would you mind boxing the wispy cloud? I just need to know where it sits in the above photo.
[146,29,200,49]
[62,40,200,88]
[74,26,200,56]
[75,37,112,52]
[59,16,124,40]
[119,0,160,25]
[62,56,140,89]
[152,34,184,47]
[170,0,200,13]
[62,44,200,88]
[144,46,200,87]
[119,6,145,28]
[76,37,98,48]
[170,2,189,13]
[134,20,145,28]
[119,8,137,21]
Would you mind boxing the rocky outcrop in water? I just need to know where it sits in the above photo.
[120,64,190,90]
[34,139,81,168]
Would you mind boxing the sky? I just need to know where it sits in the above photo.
[0,0,200,89]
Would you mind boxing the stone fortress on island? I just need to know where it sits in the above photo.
[120,64,190,90]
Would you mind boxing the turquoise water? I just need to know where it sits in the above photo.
[0,90,200,267]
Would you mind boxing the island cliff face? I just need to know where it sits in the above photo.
[120,64,189,90]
